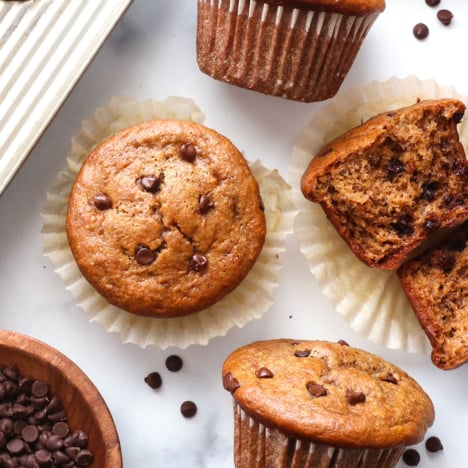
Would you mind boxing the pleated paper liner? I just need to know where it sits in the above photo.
[41,96,296,349]
[289,76,468,354]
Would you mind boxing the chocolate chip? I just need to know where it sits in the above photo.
[35,449,52,464]
[6,438,24,455]
[402,448,420,466]
[180,401,197,418]
[165,355,183,372]
[75,449,94,465]
[425,0,440,5]
[180,143,196,162]
[31,382,48,399]
[420,181,439,201]
[306,382,327,398]
[21,425,38,443]
[135,245,156,265]
[437,9,453,25]
[425,436,443,452]
[294,349,311,358]
[139,175,161,193]
[413,23,429,40]
[424,219,439,231]
[453,111,464,124]
[380,373,398,385]
[198,194,214,214]
[93,193,112,210]
[144,372,162,390]
[52,421,69,438]
[337,339,350,346]
[439,252,456,273]
[391,214,414,237]
[387,158,405,180]
[189,252,207,272]
[222,372,240,393]
[255,367,274,379]
[346,389,366,405]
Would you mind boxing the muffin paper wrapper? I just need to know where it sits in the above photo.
[41,96,296,349]
[197,0,380,102]
[233,404,404,468]
[289,76,468,354]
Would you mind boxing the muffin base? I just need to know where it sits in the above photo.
[197,0,380,102]
[233,404,404,468]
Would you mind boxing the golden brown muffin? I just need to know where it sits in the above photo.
[222,339,434,468]
[398,221,468,370]
[196,0,385,103]
[66,119,266,318]
[301,98,468,269]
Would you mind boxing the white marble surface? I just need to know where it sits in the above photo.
[0,0,467,467]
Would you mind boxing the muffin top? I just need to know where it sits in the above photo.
[222,339,434,448]
[66,119,266,318]
[260,0,385,16]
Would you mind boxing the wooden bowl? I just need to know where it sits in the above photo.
[0,330,122,467]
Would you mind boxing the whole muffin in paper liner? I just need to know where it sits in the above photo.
[41,96,296,349]
[222,339,434,468]
[289,76,468,354]
[196,0,385,102]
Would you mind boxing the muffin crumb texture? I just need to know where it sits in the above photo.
[301,98,468,269]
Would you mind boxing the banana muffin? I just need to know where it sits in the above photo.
[301,98,468,269]
[222,339,435,467]
[66,119,266,318]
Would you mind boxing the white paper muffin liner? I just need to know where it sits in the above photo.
[233,404,404,467]
[41,96,296,349]
[289,76,468,354]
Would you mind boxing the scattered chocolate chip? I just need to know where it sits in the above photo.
[180,401,197,418]
[75,449,95,465]
[391,214,414,237]
[180,143,196,162]
[294,349,311,358]
[93,193,112,210]
[420,181,439,201]
[255,367,274,379]
[423,219,439,231]
[380,373,398,385]
[402,448,420,466]
[306,382,327,398]
[437,9,453,25]
[387,158,405,180]
[21,425,39,443]
[31,381,48,399]
[139,175,161,193]
[144,372,162,390]
[425,436,443,452]
[35,449,52,464]
[198,194,214,214]
[337,339,350,346]
[189,252,208,272]
[453,111,464,124]
[135,245,156,265]
[165,355,183,372]
[413,23,429,40]
[346,389,366,405]
[52,422,69,439]
[6,438,24,455]
[222,372,240,393]
[425,0,440,6]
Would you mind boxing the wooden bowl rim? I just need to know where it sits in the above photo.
[0,329,122,467]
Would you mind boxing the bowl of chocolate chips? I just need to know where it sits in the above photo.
[0,330,121,467]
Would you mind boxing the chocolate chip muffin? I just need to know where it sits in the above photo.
[301,98,468,269]
[398,221,468,370]
[66,119,266,318]
[222,339,434,468]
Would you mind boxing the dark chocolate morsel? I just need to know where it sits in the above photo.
[144,372,162,389]
[165,355,183,372]
[52,421,70,438]
[6,437,25,455]
[140,175,161,193]
[75,449,94,466]
[425,436,443,452]
[198,194,214,214]
[381,373,398,385]
[35,449,52,464]
[180,401,197,418]
[402,448,420,466]
[346,389,366,405]
[425,0,440,6]
[135,246,156,265]
[21,424,39,443]
[437,9,453,26]
[294,349,311,358]
[31,381,48,399]
[337,339,350,346]
[306,381,327,398]
[222,372,240,393]
[180,143,196,162]
[189,252,208,272]
[255,367,274,379]
[93,193,113,210]
[413,23,429,40]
